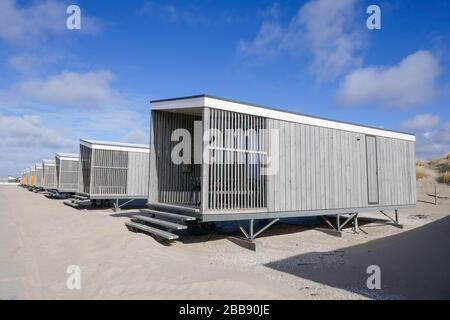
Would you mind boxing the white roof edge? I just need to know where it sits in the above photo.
[151,95,416,142]
[58,157,79,161]
[42,159,56,166]
[80,139,150,153]
[56,152,79,159]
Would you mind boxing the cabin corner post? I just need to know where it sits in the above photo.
[201,107,210,212]
[148,110,158,203]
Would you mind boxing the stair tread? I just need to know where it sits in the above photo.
[140,209,197,221]
[148,202,200,214]
[64,201,79,208]
[132,215,187,230]
[125,221,179,240]
[73,195,89,200]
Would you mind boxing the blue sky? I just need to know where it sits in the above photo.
[0,0,449,176]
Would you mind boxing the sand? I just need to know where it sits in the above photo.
[1,181,449,300]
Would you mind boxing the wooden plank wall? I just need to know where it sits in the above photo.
[78,144,92,194]
[206,108,266,211]
[149,110,202,204]
[35,167,43,187]
[59,159,79,192]
[127,151,149,197]
[43,165,56,189]
[366,136,379,204]
[377,137,416,206]
[91,149,128,195]
[266,119,416,212]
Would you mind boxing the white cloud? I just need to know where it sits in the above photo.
[336,50,440,107]
[0,113,77,176]
[293,0,363,80]
[136,1,210,26]
[238,22,284,58]
[0,0,101,45]
[0,71,150,176]
[0,113,75,149]
[416,123,450,160]
[259,3,281,19]
[122,129,150,145]
[238,0,363,81]
[8,53,42,72]
[401,114,440,131]
[18,70,120,108]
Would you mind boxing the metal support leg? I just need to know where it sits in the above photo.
[353,213,359,233]
[231,218,280,251]
[357,210,403,230]
[379,210,403,228]
[118,199,135,209]
[113,199,119,212]
[318,213,359,236]
[236,222,249,239]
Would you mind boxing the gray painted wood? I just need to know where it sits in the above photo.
[201,108,210,211]
[266,119,415,213]
[149,107,415,215]
[366,135,379,204]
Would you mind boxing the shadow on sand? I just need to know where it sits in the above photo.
[264,216,450,299]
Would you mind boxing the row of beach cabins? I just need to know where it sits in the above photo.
[21,140,149,210]
[18,95,417,249]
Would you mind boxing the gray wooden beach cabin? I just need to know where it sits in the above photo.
[35,163,43,189]
[29,167,36,188]
[42,160,57,190]
[55,153,79,194]
[65,139,150,209]
[25,168,30,186]
[128,95,416,243]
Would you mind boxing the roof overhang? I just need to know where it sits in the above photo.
[80,139,150,153]
[56,153,79,161]
[151,95,416,142]
[42,160,56,166]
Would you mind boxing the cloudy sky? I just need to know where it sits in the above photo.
[0,0,449,176]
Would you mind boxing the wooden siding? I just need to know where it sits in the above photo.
[91,149,128,195]
[205,108,267,211]
[266,119,416,212]
[377,136,416,206]
[149,110,201,204]
[57,159,79,192]
[35,167,43,187]
[366,136,379,204]
[78,144,92,194]
[127,151,149,197]
[42,165,56,189]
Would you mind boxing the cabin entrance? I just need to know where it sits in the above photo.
[150,107,268,212]
[366,135,379,204]
[151,109,202,207]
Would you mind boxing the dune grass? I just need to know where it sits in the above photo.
[440,172,450,184]
[416,166,430,180]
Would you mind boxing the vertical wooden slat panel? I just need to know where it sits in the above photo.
[201,108,210,211]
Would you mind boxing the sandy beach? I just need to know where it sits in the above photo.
[1,181,449,300]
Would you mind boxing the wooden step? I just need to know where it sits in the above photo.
[125,221,179,240]
[73,194,89,200]
[132,215,187,230]
[140,209,197,222]
[147,202,200,215]
[64,200,79,208]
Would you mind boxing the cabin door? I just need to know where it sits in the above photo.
[366,135,379,204]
